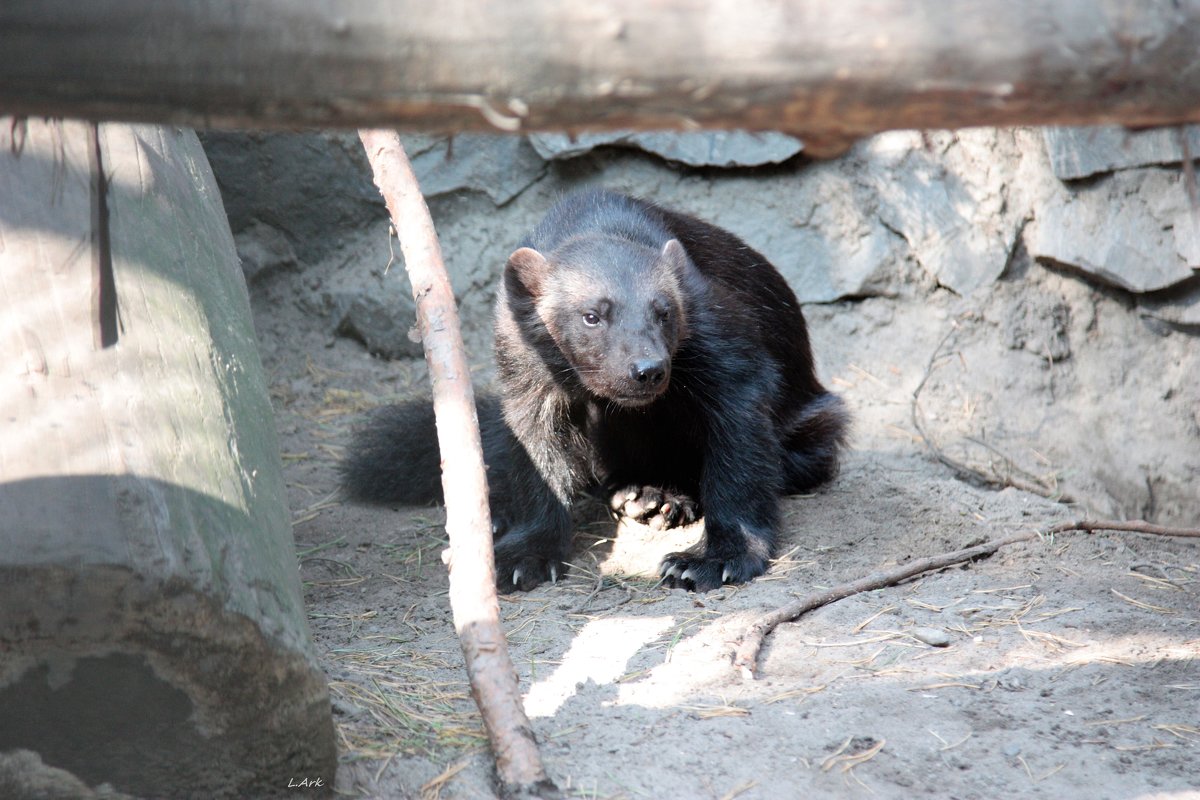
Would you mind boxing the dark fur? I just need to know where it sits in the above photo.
[342,189,848,592]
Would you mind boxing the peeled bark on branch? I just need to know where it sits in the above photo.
[357,130,558,800]
[5,2,1200,153]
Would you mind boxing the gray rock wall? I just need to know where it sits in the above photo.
[201,126,1199,349]
[200,126,1200,523]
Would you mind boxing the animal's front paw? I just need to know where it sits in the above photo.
[609,484,700,530]
[658,550,768,592]
[495,553,566,593]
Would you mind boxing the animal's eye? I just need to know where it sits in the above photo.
[582,312,601,327]
[656,308,671,323]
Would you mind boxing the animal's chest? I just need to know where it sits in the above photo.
[584,399,705,484]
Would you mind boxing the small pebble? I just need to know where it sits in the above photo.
[332,699,365,718]
[911,627,953,647]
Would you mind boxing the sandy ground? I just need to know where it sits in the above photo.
[250,258,1199,800]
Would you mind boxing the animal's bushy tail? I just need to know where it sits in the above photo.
[340,395,509,505]
[781,392,851,494]
[340,402,444,504]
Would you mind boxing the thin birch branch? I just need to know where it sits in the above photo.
[357,129,559,800]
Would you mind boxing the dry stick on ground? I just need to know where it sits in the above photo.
[1046,519,1200,538]
[732,530,1038,679]
[734,520,1200,678]
[358,130,559,800]
[911,320,1075,503]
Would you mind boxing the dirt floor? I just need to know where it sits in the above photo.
[250,256,1199,799]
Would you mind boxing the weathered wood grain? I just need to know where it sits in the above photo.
[0,119,335,799]
[3,2,1200,153]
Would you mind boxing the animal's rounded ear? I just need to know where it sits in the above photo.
[660,239,692,279]
[505,247,550,297]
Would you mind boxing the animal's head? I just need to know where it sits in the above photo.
[504,235,692,406]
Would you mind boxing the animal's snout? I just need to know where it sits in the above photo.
[630,359,667,386]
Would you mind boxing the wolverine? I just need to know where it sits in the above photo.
[343,188,848,592]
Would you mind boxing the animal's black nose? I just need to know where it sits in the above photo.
[630,359,666,385]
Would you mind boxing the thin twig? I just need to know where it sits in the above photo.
[1046,519,1200,538]
[734,518,1200,678]
[733,531,1039,678]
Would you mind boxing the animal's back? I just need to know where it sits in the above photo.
[628,195,827,405]
[521,189,671,254]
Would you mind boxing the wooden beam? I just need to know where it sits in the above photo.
[2,1,1200,153]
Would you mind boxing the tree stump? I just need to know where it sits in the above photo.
[0,119,336,799]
